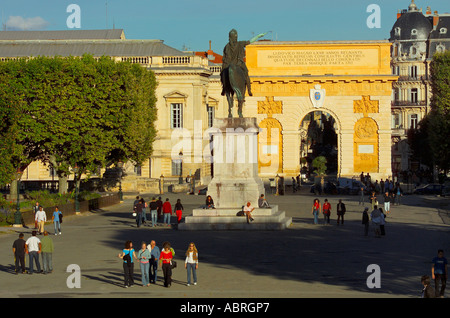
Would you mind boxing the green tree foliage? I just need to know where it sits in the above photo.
[0,55,157,186]
[312,156,327,176]
[428,51,450,174]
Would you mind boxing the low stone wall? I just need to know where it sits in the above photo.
[21,193,120,227]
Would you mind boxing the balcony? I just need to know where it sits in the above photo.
[397,75,428,82]
[391,100,427,107]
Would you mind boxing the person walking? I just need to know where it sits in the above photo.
[322,199,331,225]
[12,233,26,274]
[40,231,54,274]
[369,192,377,212]
[432,249,448,298]
[362,207,370,236]
[370,205,382,238]
[383,191,391,215]
[174,199,184,224]
[156,197,163,222]
[135,199,144,228]
[311,199,321,225]
[336,199,346,225]
[35,206,47,235]
[162,198,172,226]
[149,197,158,227]
[137,242,151,287]
[394,183,403,206]
[159,241,174,288]
[33,202,40,230]
[358,187,365,206]
[185,242,199,286]
[379,207,386,236]
[118,240,137,288]
[52,206,62,235]
[25,231,42,274]
[148,240,160,284]
[141,198,147,225]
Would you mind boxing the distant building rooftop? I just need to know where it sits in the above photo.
[0,29,126,41]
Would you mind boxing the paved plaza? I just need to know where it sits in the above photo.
[0,187,448,298]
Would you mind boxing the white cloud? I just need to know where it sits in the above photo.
[6,16,50,31]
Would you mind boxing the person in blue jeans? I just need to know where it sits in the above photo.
[148,240,160,284]
[137,242,151,287]
[432,249,448,298]
[25,231,42,274]
[311,199,321,225]
[149,197,158,227]
[52,207,62,235]
[185,242,199,286]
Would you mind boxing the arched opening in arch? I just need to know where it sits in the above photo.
[299,110,338,180]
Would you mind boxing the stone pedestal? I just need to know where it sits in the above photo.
[207,117,264,208]
[178,118,292,231]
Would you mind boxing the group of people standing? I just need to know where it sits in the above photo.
[133,196,184,227]
[311,198,346,225]
[118,240,199,288]
[12,230,54,275]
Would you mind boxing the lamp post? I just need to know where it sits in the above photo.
[13,168,23,227]
[160,174,164,195]
[178,151,183,184]
[117,161,124,202]
[73,165,80,214]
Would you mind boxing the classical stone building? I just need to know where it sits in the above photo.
[389,0,450,174]
[0,29,223,192]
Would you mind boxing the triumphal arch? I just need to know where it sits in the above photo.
[242,40,397,181]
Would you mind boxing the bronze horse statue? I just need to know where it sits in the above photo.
[222,64,247,118]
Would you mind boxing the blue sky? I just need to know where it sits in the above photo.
[1,0,448,52]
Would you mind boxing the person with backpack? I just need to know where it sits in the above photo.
[174,199,184,224]
[118,240,137,288]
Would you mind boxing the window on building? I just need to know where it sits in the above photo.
[411,29,418,36]
[409,65,418,78]
[171,160,182,176]
[409,114,418,129]
[49,165,57,178]
[134,165,142,176]
[207,105,215,128]
[440,28,448,34]
[410,88,418,103]
[170,103,183,129]
[392,113,402,129]
[395,27,401,37]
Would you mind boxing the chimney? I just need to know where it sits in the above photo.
[433,11,439,30]
[426,6,432,15]
[397,10,402,19]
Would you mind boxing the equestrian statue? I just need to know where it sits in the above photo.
[220,29,266,118]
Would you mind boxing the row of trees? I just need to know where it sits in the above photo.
[408,51,450,177]
[0,54,158,193]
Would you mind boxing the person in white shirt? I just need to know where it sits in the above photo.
[184,242,198,286]
[35,207,47,234]
[25,231,42,274]
[243,202,255,223]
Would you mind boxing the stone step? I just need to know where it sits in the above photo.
[192,206,278,217]
[178,216,292,231]
[184,210,287,224]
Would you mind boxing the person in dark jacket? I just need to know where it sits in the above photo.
[362,207,369,236]
[421,275,435,298]
[336,199,346,225]
[149,197,158,227]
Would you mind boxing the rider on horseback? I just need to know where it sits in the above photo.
[221,29,266,97]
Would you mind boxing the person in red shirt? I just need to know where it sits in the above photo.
[159,241,174,287]
[162,198,172,226]
[322,199,331,225]
[311,199,321,225]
